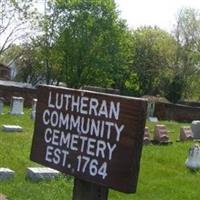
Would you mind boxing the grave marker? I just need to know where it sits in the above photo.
[0,193,8,200]
[0,168,15,181]
[153,124,171,144]
[30,85,147,195]
[26,167,60,181]
[10,96,24,115]
[191,120,200,139]
[0,97,4,114]
[2,125,23,132]
[31,98,37,120]
[179,127,193,141]
[143,127,151,145]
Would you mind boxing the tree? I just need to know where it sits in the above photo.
[0,0,37,56]
[50,0,132,90]
[131,26,177,96]
[173,8,200,99]
[14,42,46,85]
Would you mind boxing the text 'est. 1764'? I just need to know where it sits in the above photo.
[30,85,147,193]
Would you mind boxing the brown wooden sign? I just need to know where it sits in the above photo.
[30,85,147,193]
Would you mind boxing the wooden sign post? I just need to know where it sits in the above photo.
[30,85,147,198]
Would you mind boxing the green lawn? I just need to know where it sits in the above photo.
[0,106,199,200]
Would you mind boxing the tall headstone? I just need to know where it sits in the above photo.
[10,96,24,115]
[153,124,170,143]
[179,127,193,141]
[0,97,4,114]
[147,101,155,118]
[191,120,200,139]
[30,98,37,120]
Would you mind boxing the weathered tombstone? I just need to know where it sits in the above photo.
[2,125,23,132]
[30,85,147,199]
[26,167,60,181]
[143,127,151,145]
[147,101,155,118]
[185,144,200,170]
[148,116,158,122]
[191,120,200,139]
[30,98,37,120]
[10,96,24,115]
[0,168,15,181]
[0,97,4,114]
[0,193,8,200]
[153,124,171,144]
[179,127,193,141]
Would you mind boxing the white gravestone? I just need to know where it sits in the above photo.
[30,98,37,120]
[0,97,4,114]
[26,167,60,181]
[191,120,200,139]
[0,168,15,180]
[10,96,24,115]
[2,125,23,132]
[147,101,155,118]
[185,144,200,170]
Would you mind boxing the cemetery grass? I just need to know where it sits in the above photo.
[0,106,199,200]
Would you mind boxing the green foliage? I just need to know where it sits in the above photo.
[174,8,200,99]
[131,26,177,96]
[165,74,186,103]
[52,0,132,90]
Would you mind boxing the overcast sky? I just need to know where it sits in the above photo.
[115,0,200,32]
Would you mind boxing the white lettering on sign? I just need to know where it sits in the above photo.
[48,91,120,120]
[43,91,125,180]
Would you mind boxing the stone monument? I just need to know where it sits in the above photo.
[10,96,24,115]
[30,98,37,120]
[143,127,151,145]
[0,97,4,114]
[179,127,193,141]
[153,124,171,144]
[191,120,200,139]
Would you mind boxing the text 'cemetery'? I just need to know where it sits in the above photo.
[30,85,147,193]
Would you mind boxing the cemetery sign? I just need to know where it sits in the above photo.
[30,85,147,193]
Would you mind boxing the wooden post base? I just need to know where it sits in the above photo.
[72,178,109,200]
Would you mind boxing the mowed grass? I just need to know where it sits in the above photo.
[0,106,200,200]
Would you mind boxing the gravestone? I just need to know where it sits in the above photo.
[2,125,23,132]
[0,97,4,114]
[153,124,171,144]
[30,98,37,120]
[148,117,158,122]
[179,127,193,141]
[26,167,60,181]
[185,144,200,170]
[0,168,15,180]
[10,96,24,115]
[191,120,200,139]
[147,101,155,118]
[0,194,8,200]
[143,127,151,145]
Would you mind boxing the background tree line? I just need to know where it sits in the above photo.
[1,0,200,103]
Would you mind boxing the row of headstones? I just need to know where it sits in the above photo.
[0,96,37,120]
[144,121,200,145]
[0,167,60,181]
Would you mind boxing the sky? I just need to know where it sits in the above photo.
[115,0,200,32]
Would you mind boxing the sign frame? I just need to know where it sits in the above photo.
[30,85,147,193]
